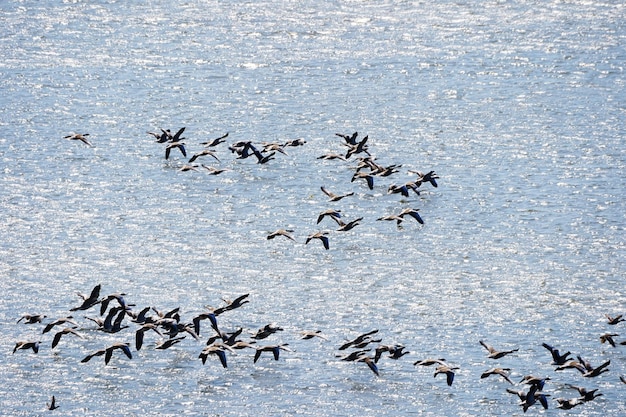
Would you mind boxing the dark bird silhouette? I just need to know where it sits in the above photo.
[305,231,329,250]
[156,336,185,350]
[43,317,78,334]
[337,349,372,362]
[600,333,619,347]
[199,344,233,368]
[338,330,379,350]
[555,398,583,410]
[567,385,603,402]
[253,344,292,363]
[51,327,85,348]
[542,342,571,365]
[70,284,101,311]
[47,395,59,411]
[99,293,129,316]
[581,359,610,378]
[300,330,328,340]
[374,344,409,363]
[135,323,163,350]
[317,209,342,224]
[377,214,405,225]
[320,186,354,202]
[399,208,424,224]
[167,127,186,143]
[200,132,229,147]
[251,324,284,340]
[480,367,514,384]
[64,133,92,147]
[335,217,363,232]
[165,142,187,159]
[434,364,459,386]
[357,354,380,376]
[606,314,625,325]
[201,165,229,175]
[17,314,47,324]
[188,149,220,163]
[414,358,447,367]
[192,312,219,337]
[267,229,296,242]
[82,342,132,365]
[284,138,306,147]
[409,170,439,187]
[317,153,346,161]
[335,131,359,145]
[479,340,518,359]
[13,341,40,354]
[344,135,369,159]
[351,172,374,190]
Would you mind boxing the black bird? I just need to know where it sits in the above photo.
[479,340,518,359]
[188,149,220,163]
[47,395,59,411]
[606,314,625,325]
[267,229,296,242]
[335,217,363,232]
[542,342,571,365]
[64,133,92,147]
[305,231,330,250]
[51,327,85,348]
[253,344,292,363]
[43,317,78,334]
[434,364,459,386]
[155,336,185,350]
[135,323,163,350]
[70,284,101,311]
[17,314,47,324]
[320,186,353,202]
[317,209,342,224]
[480,367,514,384]
[351,172,374,190]
[199,344,232,368]
[200,132,229,147]
[13,341,40,354]
[338,330,379,350]
[165,142,187,159]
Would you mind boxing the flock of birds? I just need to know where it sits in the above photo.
[14,130,618,412]
[12,281,626,413]
[13,285,626,412]
[142,126,439,250]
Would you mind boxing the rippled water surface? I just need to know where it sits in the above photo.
[1,0,625,415]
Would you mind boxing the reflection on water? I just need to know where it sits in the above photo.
[1,0,625,415]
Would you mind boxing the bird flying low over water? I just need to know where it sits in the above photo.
[13,341,40,354]
[605,314,625,325]
[81,342,132,365]
[47,395,59,411]
[434,364,459,386]
[305,231,329,250]
[200,132,229,147]
[479,340,519,359]
[320,186,354,202]
[64,133,93,147]
[70,284,101,311]
[253,344,292,363]
[17,314,47,324]
[317,209,342,224]
[267,229,296,242]
[188,149,220,163]
[542,342,571,365]
[480,367,514,384]
[165,142,187,159]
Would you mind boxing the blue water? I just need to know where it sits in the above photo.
[1,0,625,415]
